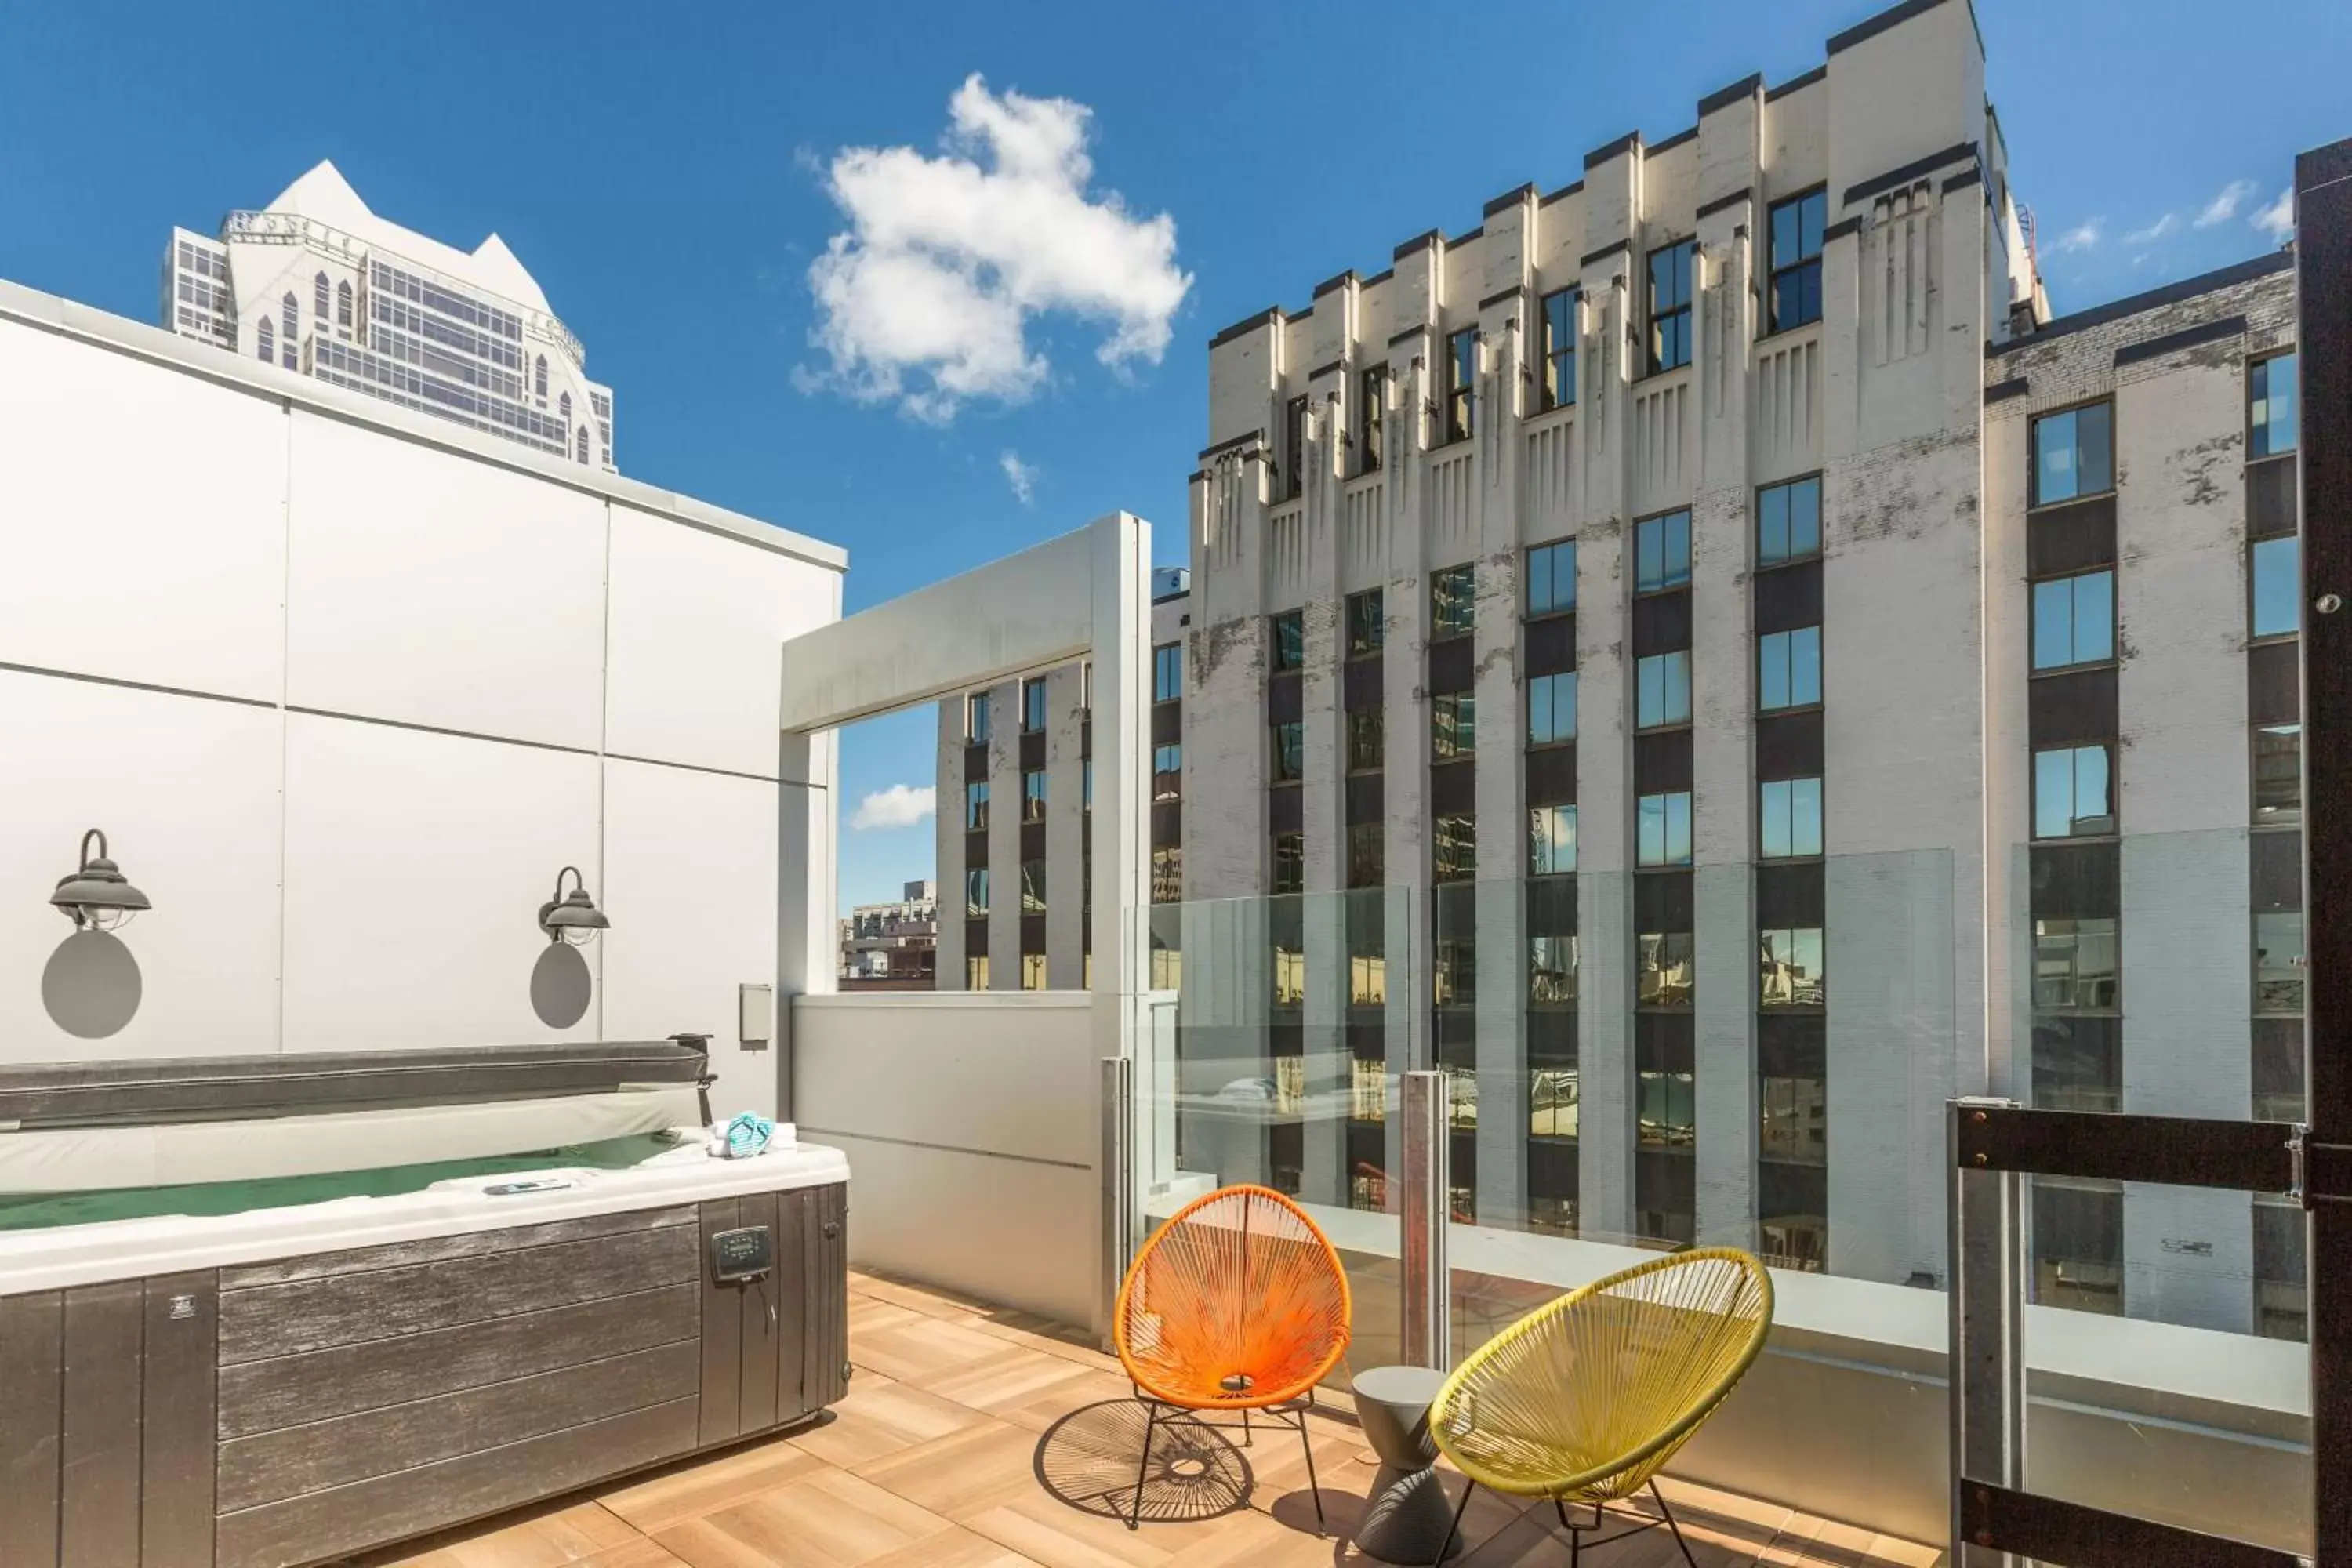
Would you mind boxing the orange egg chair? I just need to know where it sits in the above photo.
[1112,1184,1352,1531]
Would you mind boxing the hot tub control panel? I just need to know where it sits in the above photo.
[711,1224,774,1283]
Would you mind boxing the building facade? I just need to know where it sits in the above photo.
[933,570,1189,993]
[164,162,616,471]
[1164,0,2312,1338]
[840,880,939,985]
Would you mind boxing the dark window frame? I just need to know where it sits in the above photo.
[1765,186,1828,336]
[1443,327,1478,444]
[2248,347,2299,460]
[1271,608,1306,671]
[1633,508,1693,594]
[1431,562,1477,641]
[2030,567,2118,673]
[1528,670,1576,748]
[1283,394,1309,501]
[1021,676,1047,733]
[1537,286,1578,412]
[1756,474,1824,567]
[1347,586,1385,658]
[1646,238,1697,375]
[2029,397,2117,509]
[1357,366,1386,474]
[1152,642,1183,703]
[1526,539,1576,617]
[1757,624,1824,714]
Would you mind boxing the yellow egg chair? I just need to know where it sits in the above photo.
[1425,1248,1773,1566]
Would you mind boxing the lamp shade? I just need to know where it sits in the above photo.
[50,831,151,930]
[539,866,608,946]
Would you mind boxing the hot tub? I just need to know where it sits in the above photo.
[0,1040,850,1568]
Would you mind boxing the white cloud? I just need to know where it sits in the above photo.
[2049,219,2103,254]
[2252,188,2295,244]
[1000,449,1037,504]
[851,784,935,831]
[802,74,1194,423]
[2125,212,2180,246]
[2194,180,2257,228]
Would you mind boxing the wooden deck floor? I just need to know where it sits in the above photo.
[353,1271,1944,1568]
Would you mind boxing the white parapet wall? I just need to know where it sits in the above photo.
[0,279,844,1116]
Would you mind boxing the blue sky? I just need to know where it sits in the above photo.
[3,0,2343,915]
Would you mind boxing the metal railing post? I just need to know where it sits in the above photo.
[1400,1068,1451,1370]
[1949,1096,2024,1567]
[1098,1054,1133,1351]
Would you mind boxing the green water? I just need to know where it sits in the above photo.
[0,1133,681,1232]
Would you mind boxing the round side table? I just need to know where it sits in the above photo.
[1349,1364,1461,1563]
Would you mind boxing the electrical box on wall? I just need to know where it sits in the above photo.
[739,983,773,1051]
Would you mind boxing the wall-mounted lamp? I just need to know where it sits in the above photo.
[538,866,608,946]
[50,829,151,931]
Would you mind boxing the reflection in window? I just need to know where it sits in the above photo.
[1432,563,1476,638]
[1759,927,1825,1008]
[1348,710,1385,771]
[2252,535,2300,639]
[1154,642,1183,702]
[1022,677,1047,731]
[1346,822,1386,890]
[1272,831,1305,895]
[967,691,992,741]
[2031,1014,2119,1112]
[1529,804,1577,876]
[1760,1076,1827,1163]
[2254,724,2302,824]
[1758,626,1822,711]
[1758,476,1822,565]
[1530,935,1578,1007]
[1647,239,1695,373]
[1272,720,1305,782]
[1022,768,1047,821]
[1530,1064,1579,1138]
[1636,652,1691,728]
[2033,745,2115,838]
[2255,1197,2308,1342]
[1759,777,1823,859]
[1637,932,1695,1009]
[1151,844,1181,903]
[1348,587,1385,655]
[2031,1178,2123,1316]
[1768,190,1826,332]
[1272,940,1305,1007]
[2032,918,2120,1010]
[1635,510,1692,592]
[1434,813,1475,883]
[2249,351,2299,458]
[1021,858,1045,913]
[1432,692,1476,760]
[1021,952,1047,991]
[1283,395,1308,501]
[1152,742,1182,801]
[1356,366,1385,474]
[1528,671,1576,745]
[2256,910,2307,1015]
[1434,935,1475,1007]
[965,866,989,916]
[967,954,990,989]
[336,278,354,328]
[2031,402,2114,506]
[1526,539,1575,615]
[1636,1069,1695,1143]
[1272,609,1305,671]
[1539,287,1578,410]
[964,780,989,830]
[2031,570,2116,670]
[1444,327,1477,441]
[1637,791,1693,867]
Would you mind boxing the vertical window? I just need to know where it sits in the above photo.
[1434,813,1476,882]
[1528,671,1576,746]
[2032,1179,2123,1316]
[2256,911,2307,1014]
[1022,769,1047,821]
[1444,328,1477,441]
[967,954,990,989]
[1151,844,1182,903]
[1272,720,1305,782]
[2032,919,2121,1010]
[1021,953,1047,990]
[2252,536,2301,639]
[1530,804,1577,875]
[1759,778,1824,859]
[1767,189,1827,332]
[1635,652,1692,728]
[2034,746,2116,839]
[1283,394,1309,500]
[2249,351,2299,458]
[965,780,989,829]
[967,691,992,741]
[2254,724,2302,825]
[1758,626,1823,712]
[1637,1067,1695,1143]
[1538,287,1578,410]
[1080,661,1092,711]
[534,355,549,398]
[1153,643,1182,702]
[1348,588,1385,656]
[561,390,573,422]
[1760,1076,1827,1163]
[1431,693,1475,760]
[1083,758,1093,811]
[1152,742,1182,800]
[1021,677,1047,732]
[1357,367,1386,474]
[2031,570,2117,670]
[1348,710,1385,771]
[1636,935,1695,1012]
[1431,563,1476,638]
[1646,239,1696,373]
[1530,938,1578,1011]
[1272,832,1305,895]
[279,292,297,368]
[314,270,330,322]
[336,278,353,328]
[1348,822,1385,887]
[1271,610,1305,671]
[2031,402,2114,506]
[1757,476,1822,565]
[577,426,590,463]
[256,318,274,362]
[1022,858,1046,913]
[1634,510,1692,592]
[1636,791,1693,867]
[1526,540,1575,615]
[1759,927,1826,1007]
[965,867,989,916]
